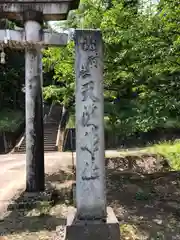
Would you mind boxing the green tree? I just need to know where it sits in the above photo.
[43,0,180,136]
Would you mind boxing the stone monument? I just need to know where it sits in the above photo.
[65,29,120,240]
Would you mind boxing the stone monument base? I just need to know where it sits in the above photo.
[64,207,120,240]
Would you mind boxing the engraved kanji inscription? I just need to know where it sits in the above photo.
[80,36,96,51]
[88,55,98,68]
[79,63,91,79]
[79,56,98,79]
[81,81,99,102]
[82,162,100,181]
[81,128,99,162]
[82,104,97,128]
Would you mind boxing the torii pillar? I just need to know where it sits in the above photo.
[0,0,79,192]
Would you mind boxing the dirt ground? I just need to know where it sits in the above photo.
[1,154,180,240]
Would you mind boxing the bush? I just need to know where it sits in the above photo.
[148,140,180,170]
[0,109,24,132]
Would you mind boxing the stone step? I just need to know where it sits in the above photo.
[15,119,60,153]
[17,148,57,153]
[20,142,56,146]
[20,141,57,144]
[44,139,57,142]
[20,145,56,148]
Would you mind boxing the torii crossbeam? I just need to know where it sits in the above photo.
[0,29,68,48]
[0,0,79,21]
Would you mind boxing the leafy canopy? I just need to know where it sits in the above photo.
[43,0,180,136]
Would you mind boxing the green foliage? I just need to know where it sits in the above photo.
[43,41,75,108]
[0,22,25,112]
[149,140,180,170]
[0,54,25,110]
[43,0,180,136]
[66,114,75,128]
[0,109,24,132]
[0,21,25,132]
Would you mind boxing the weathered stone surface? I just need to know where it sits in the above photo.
[75,29,106,219]
[63,207,120,240]
[0,0,79,21]
[106,154,170,174]
[0,29,68,48]
[25,19,45,192]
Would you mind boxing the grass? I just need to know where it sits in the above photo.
[148,140,180,170]
[0,108,24,132]
[66,114,75,128]
[120,224,140,240]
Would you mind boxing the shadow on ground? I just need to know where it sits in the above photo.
[0,169,74,236]
[106,156,180,239]
[1,155,180,239]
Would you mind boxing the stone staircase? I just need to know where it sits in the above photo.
[14,104,62,153]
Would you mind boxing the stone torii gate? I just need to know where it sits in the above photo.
[0,1,120,239]
[0,0,78,193]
